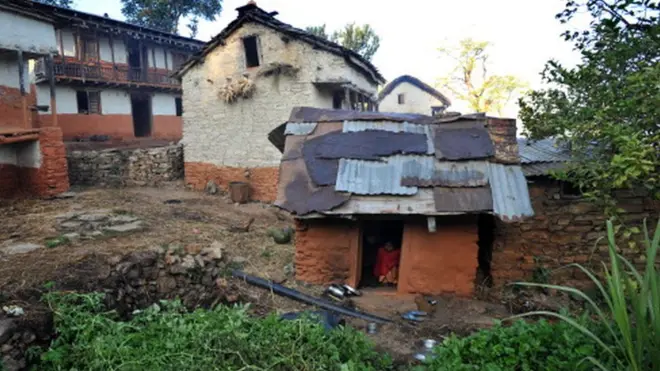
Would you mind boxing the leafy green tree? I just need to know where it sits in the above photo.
[36,0,74,8]
[120,0,222,35]
[519,0,660,216]
[305,24,330,40]
[331,23,380,61]
[305,23,381,61]
[437,38,527,115]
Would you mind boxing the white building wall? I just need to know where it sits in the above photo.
[36,85,77,114]
[0,142,41,168]
[182,22,378,168]
[152,93,176,115]
[101,90,131,114]
[0,54,28,90]
[99,36,113,62]
[379,82,446,115]
[152,47,168,69]
[113,39,127,64]
[60,29,77,57]
[166,51,174,71]
[0,10,57,55]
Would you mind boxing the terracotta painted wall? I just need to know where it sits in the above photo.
[39,114,182,141]
[294,219,360,285]
[185,162,279,202]
[398,220,479,296]
[0,85,38,129]
[0,164,20,198]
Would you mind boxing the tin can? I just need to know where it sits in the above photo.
[367,322,377,334]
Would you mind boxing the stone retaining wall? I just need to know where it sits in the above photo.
[67,144,183,187]
[0,244,238,370]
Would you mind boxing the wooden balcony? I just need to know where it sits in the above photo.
[35,58,181,91]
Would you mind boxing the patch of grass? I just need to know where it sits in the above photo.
[39,292,393,371]
[45,236,70,249]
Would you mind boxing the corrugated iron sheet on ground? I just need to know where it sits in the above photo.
[433,187,493,212]
[335,157,419,195]
[487,163,534,221]
[343,121,435,154]
[284,122,317,136]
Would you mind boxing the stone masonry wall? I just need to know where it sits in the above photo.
[491,178,660,288]
[67,144,183,187]
[0,245,235,371]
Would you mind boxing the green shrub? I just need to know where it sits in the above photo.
[415,316,616,371]
[40,292,392,371]
[513,219,660,371]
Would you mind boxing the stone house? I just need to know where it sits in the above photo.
[378,75,451,116]
[24,0,204,141]
[174,2,385,202]
[0,0,69,198]
[268,107,531,296]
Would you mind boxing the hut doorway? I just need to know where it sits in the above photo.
[359,219,404,290]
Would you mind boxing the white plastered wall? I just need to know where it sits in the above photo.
[152,93,176,115]
[36,85,77,114]
[59,29,77,57]
[182,22,378,168]
[0,10,57,55]
[0,54,29,90]
[379,82,446,115]
[0,141,41,168]
[101,90,131,114]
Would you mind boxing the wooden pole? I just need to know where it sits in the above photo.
[47,54,58,127]
[109,33,117,80]
[343,86,350,110]
[163,48,169,70]
[17,50,29,128]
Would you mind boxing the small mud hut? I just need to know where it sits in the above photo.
[268,107,533,296]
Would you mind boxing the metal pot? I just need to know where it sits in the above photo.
[326,284,346,299]
[342,284,361,296]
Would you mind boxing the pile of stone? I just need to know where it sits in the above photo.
[56,209,144,240]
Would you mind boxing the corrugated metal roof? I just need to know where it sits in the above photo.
[343,121,435,154]
[335,156,420,195]
[433,187,493,212]
[487,163,534,221]
[399,155,436,181]
[517,138,570,164]
[522,162,566,177]
[284,122,317,136]
[435,161,489,187]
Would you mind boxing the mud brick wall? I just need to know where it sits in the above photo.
[185,163,278,202]
[67,144,183,187]
[398,221,478,296]
[491,178,659,288]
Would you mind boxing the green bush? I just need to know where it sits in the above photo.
[415,317,616,371]
[40,292,392,371]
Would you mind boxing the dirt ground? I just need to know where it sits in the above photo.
[0,183,514,361]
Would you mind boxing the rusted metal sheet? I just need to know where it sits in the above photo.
[315,189,462,216]
[342,121,435,154]
[433,161,489,187]
[433,187,493,212]
[275,159,349,216]
[284,122,317,136]
[434,127,495,160]
[289,107,437,125]
[399,155,436,181]
[281,135,306,161]
[487,163,534,221]
[307,131,427,161]
[335,158,418,195]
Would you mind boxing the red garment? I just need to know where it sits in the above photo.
[373,247,401,277]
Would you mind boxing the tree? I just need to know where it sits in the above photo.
[120,0,222,35]
[36,0,74,8]
[305,23,381,61]
[331,23,380,61]
[305,25,329,40]
[437,38,527,115]
[519,0,660,217]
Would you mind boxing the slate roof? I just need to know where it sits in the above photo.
[517,137,571,176]
[174,3,385,84]
[378,75,451,106]
[270,107,534,222]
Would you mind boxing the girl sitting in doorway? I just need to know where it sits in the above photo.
[373,241,401,285]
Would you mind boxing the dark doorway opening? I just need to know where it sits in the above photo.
[476,214,496,287]
[131,94,152,137]
[127,41,148,81]
[360,220,404,289]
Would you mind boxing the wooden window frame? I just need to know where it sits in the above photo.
[76,90,102,115]
[243,35,261,68]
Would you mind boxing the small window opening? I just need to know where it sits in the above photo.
[243,36,260,67]
[332,91,343,109]
[76,91,101,114]
[397,93,405,104]
[476,214,496,288]
[360,220,404,290]
[175,97,183,117]
[80,36,99,61]
[560,180,582,199]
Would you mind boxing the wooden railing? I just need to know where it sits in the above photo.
[36,59,180,88]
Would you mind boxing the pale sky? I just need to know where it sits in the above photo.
[72,0,582,119]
